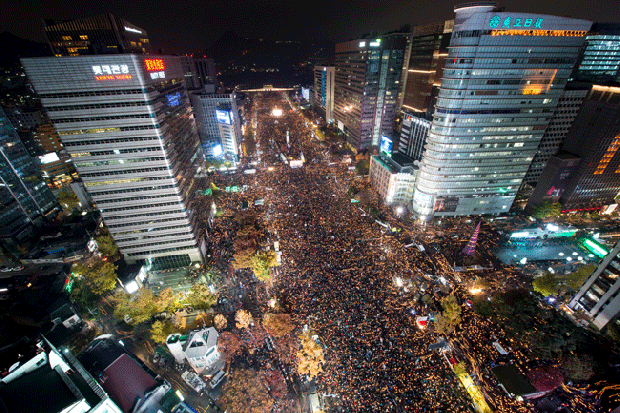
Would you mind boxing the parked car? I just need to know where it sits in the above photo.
[210,370,227,389]
[152,353,161,364]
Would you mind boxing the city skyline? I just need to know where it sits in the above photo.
[2,0,620,55]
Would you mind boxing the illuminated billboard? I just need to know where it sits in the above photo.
[166,92,181,107]
[92,64,132,81]
[144,59,165,71]
[380,136,392,156]
[215,109,232,125]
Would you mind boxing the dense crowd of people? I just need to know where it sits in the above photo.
[202,92,601,412]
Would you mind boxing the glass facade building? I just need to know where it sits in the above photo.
[333,35,406,151]
[574,23,620,84]
[0,108,60,249]
[22,55,207,267]
[412,2,592,217]
[400,20,453,115]
[398,113,431,161]
[44,13,152,56]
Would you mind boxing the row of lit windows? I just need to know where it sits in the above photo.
[39,89,147,98]
[84,176,166,187]
[59,125,157,135]
[126,245,196,257]
[52,113,156,123]
[102,201,182,213]
[120,237,195,250]
[64,136,161,147]
[75,156,166,167]
[119,231,193,244]
[96,192,177,205]
[45,101,151,111]
[115,224,190,237]
[107,216,187,229]
[106,208,186,221]
[90,183,176,198]
[71,147,162,157]
[81,165,171,178]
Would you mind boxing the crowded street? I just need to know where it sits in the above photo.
[202,91,565,412]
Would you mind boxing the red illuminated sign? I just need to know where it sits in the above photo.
[95,74,133,81]
[144,59,165,71]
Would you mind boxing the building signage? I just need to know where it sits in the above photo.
[489,16,543,29]
[380,136,392,157]
[144,59,165,79]
[124,26,142,34]
[215,109,232,125]
[92,64,132,81]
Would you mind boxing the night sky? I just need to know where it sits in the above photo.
[2,0,619,54]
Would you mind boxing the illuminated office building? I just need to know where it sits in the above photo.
[0,108,60,250]
[573,23,620,84]
[523,85,588,185]
[44,13,151,56]
[313,65,335,122]
[333,35,406,151]
[398,113,431,161]
[412,2,592,217]
[554,85,620,212]
[22,55,207,268]
[400,20,453,115]
[189,91,242,160]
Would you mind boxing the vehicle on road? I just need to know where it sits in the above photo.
[210,370,227,389]
[182,371,207,393]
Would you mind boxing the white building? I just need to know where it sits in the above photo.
[166,327,222,375]
[370,155,418,205]
[412,2,592,217]
[189,91,242,161]
[22,55,207,269]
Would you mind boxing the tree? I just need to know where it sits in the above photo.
[262,313,295,338]
[565,265,596,291]
[96,234,118,257]
[242,325,268,354]
[57,189,80,210]
[251,250,278,281]
[233,248,255,270]
[186,283,217,310]
[532,200,562,219]
[434,315,455,335]
[355,159,369,176]
[561,354,595,382]
[434,295,462,335]
[112,288,158,324]
[214,314,227,331]
[526,365,564,392]
[155,288,184,314]
[533,272,559,297]
[72,261,118,295]
[218,331,244,363]
[297,332,325,379]
[235,309,254,329]
[220,369,274,413]
[150,320,177,343]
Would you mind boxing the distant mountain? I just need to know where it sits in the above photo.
[204,30,334,88]
[0,32,52,68]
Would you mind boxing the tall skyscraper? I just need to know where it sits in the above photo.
[43,14,152,56]
[333,34,406,151]
[313,66,335,122]
[412,2,592,217]
[573,23,620,84]
[523,85,589,186]
[569,239,620,330]
[190,91,242,160]
[554,85,620,212]
[22,55,207,268]
[0,108,60,250]
[400,20,453,115]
